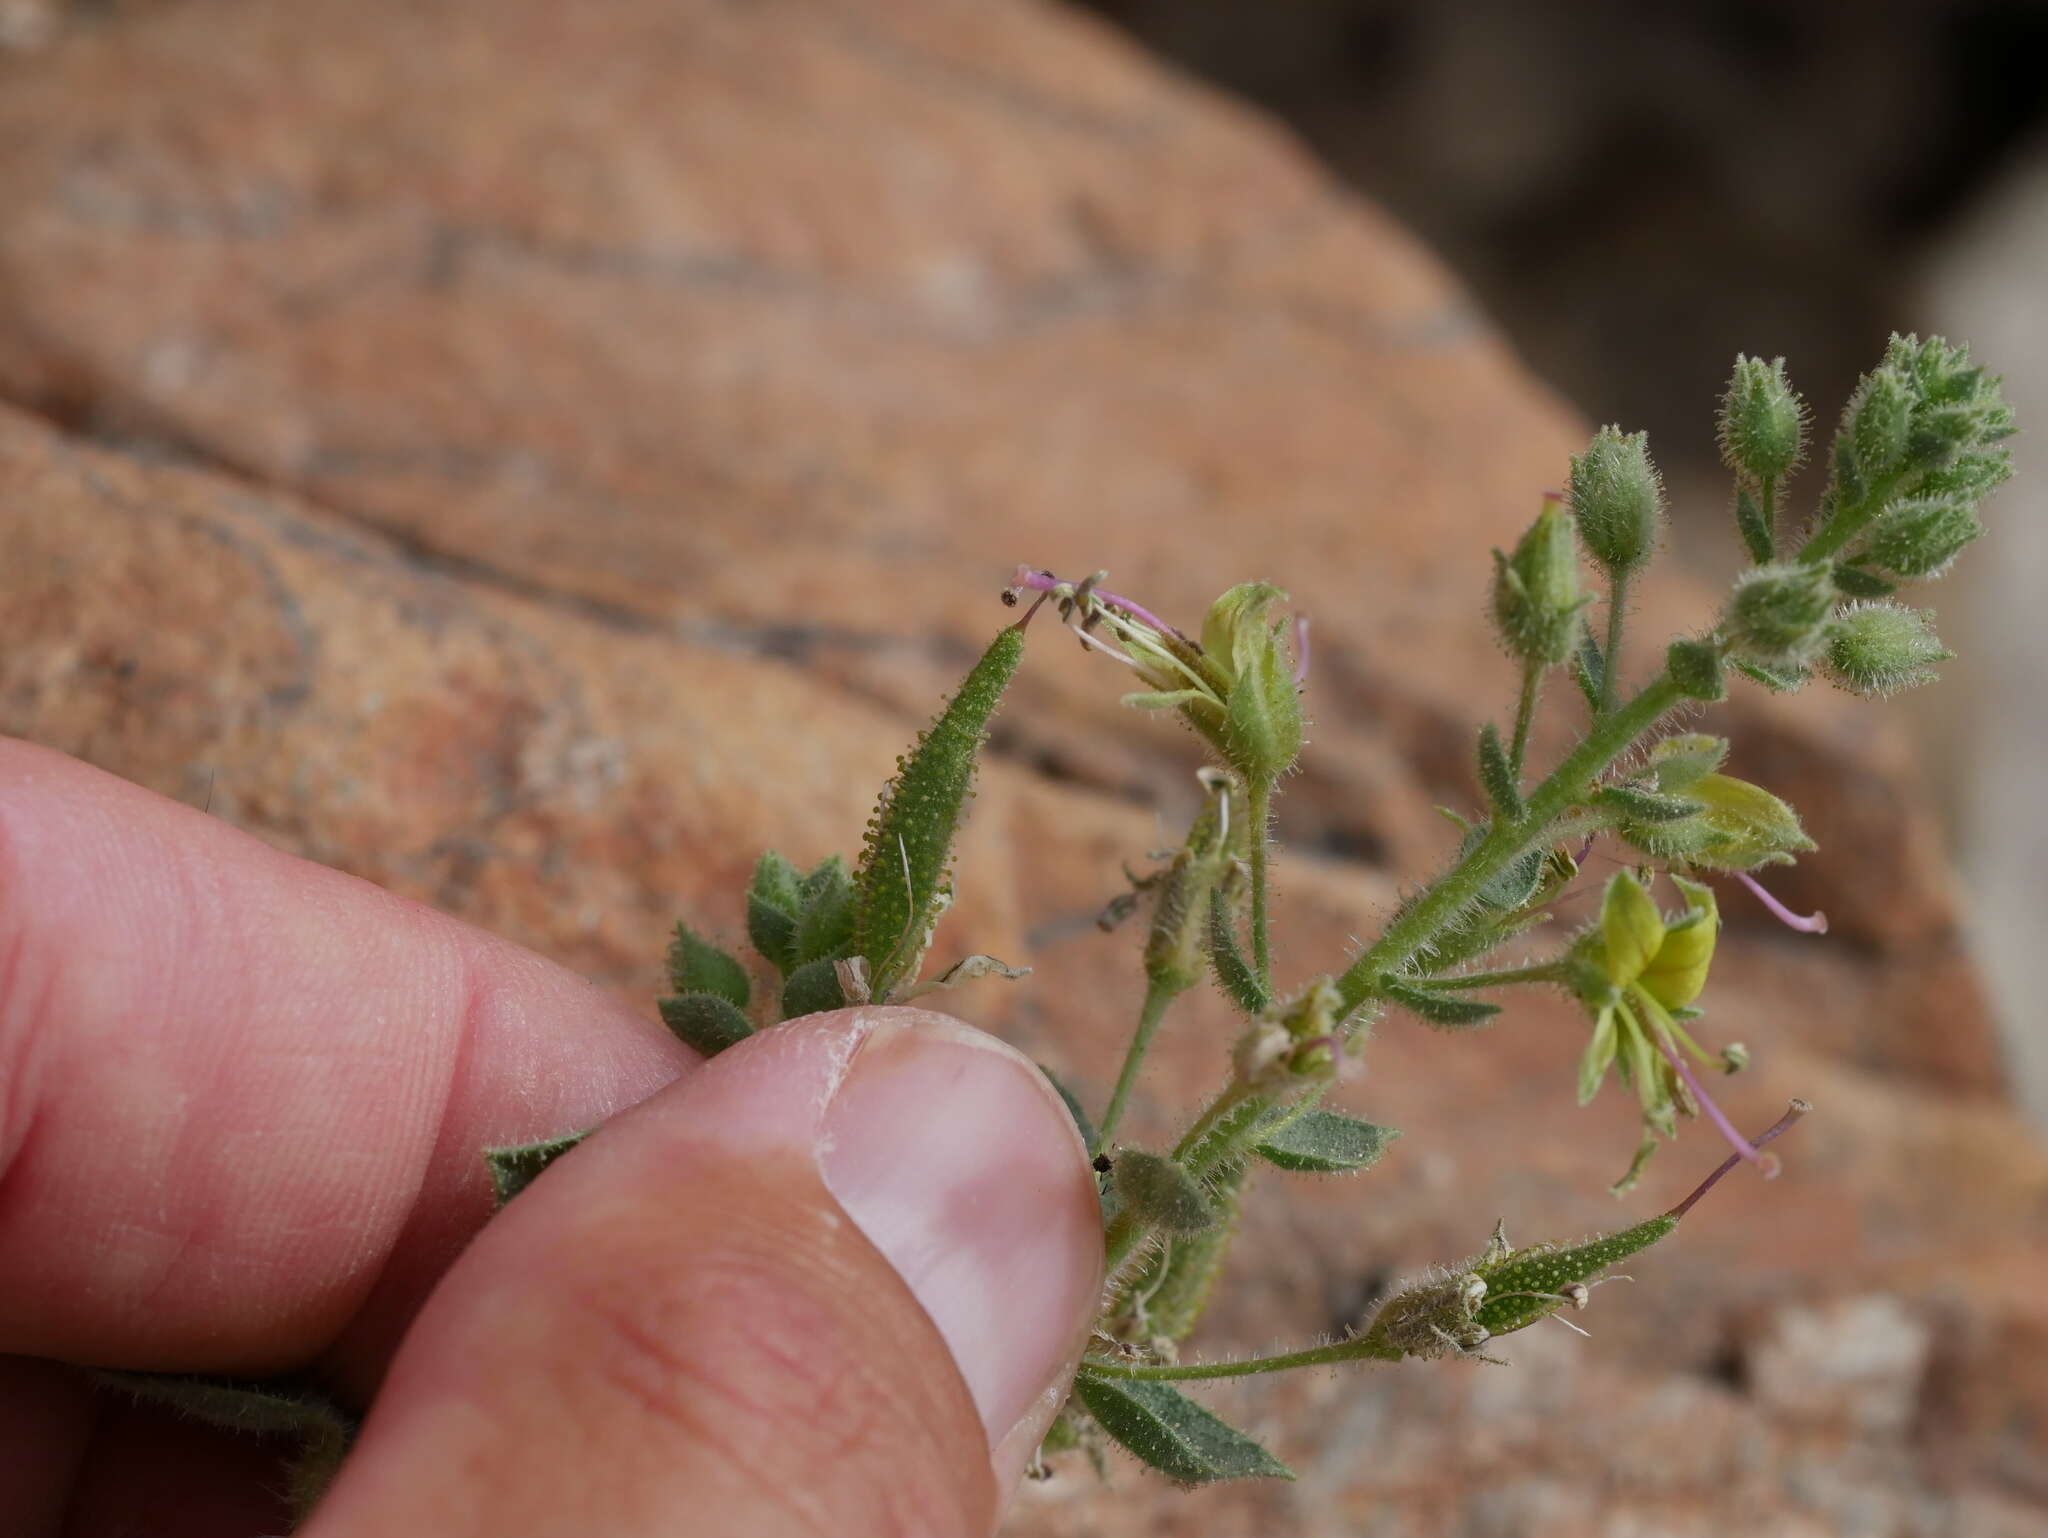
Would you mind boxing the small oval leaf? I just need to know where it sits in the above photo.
[1254,1109,1398,1173]
[1073,1373,1294,1485]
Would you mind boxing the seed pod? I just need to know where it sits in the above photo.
[853,621,1028,999]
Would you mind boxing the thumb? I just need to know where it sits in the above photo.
[305,1006,1104,1538]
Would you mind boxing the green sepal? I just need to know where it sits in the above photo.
[1831,563,1897,598]
[1594,783,1704,824]
[1112,1150,1218,1233]
[746,851,805,975]
[658,991,756,1057]
[1208,890,1268,1016]
[1472,1214,1678,1335]
[854,624,1026,999]
[1383,977,1502,1029]
[1572,617,1606,711]
[1657,773,1814,872]
[1254,1109,1398,1173]
[1072,1373,1294,1485]
[1647,733,1729,793]
[1664,636,1727,701]
[485,1128,592,1206]
[1733,657,1812,694]
[1733,482,1774,565]
[793,855,857,966]
[665,922,750,1010]
[780,957,847,1020]
[1476,721,1520,819]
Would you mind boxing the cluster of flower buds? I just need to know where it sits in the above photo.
[1717,336,2013,696]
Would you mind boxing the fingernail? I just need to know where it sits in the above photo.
[821,1010,1103,1480]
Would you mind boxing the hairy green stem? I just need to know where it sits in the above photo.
[1799,467,1910,564]
[1599,570,1629,715]
[1096,978,1179,1154]
[1333,672,1683,1015]
[1508,661,1543,780]
[1759,472,1777,555]
[1078,1336,1401,1382]
[1246,776,1274,986]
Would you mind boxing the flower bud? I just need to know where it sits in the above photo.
[1863,495,1984,579]
[1202,582,1305,786]
[1569,426,1664,576]
[1848,365,1913,478]
[1491,501,1588,666]
[1718,355,1805,482]
[1823,601,1951,697]
[1723,561,1836,665]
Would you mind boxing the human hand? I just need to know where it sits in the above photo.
[0,739,1103,1535]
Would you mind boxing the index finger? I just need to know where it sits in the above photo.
[0,739,694,1396]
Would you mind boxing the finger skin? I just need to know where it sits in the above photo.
[0,737,693,1389]
[308,1014,1010,1538]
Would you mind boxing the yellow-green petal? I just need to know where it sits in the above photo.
[1597,872,1666,989]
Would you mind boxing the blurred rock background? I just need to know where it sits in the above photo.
[2,1,2045,1533]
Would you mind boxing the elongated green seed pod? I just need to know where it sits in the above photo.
[854,623,1027,999]
[1472,1214,1675,1335]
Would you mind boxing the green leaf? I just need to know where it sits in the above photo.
[1383,977,1502,1029]
[746,851,805,974]
[780,957,846,1020]
[854,625,1027,999]
[1475,844,1546,911]
[1255,1109,1397,1173]
[665,922,750,1010]
[1207,890,1268,1016]
[92,1369,359,1520]
[1112,1150,1218,1233]
[1040,1065,1098,1156]
[485,1128,591,1206]
[1073,1373,1294,1485]
[658,991,756,1057]
[1476,721,1520,819]
[794,855,856,965]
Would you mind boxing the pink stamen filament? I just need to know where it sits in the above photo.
[1008,566,1179,636]
[1648,1020,1768,1172]
[1735,871,1828,933]
[1292,615,1312,686]
[1666,1099,1812,1218]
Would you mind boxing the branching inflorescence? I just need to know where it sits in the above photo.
[488,335,2013,1489]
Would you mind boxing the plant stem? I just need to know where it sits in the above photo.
[1100,1080,1269,1283]
[1078,1336,1401,1382]
[1096,978,1179,1154]
[1246,775,1273,987]
[1759,472,1777,555]
[1599,570,1629,715]
[1414,960,1566,990]
[1507,660,1542,780]
[1799,468,1910,564]
[1333,671,1684,1016]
